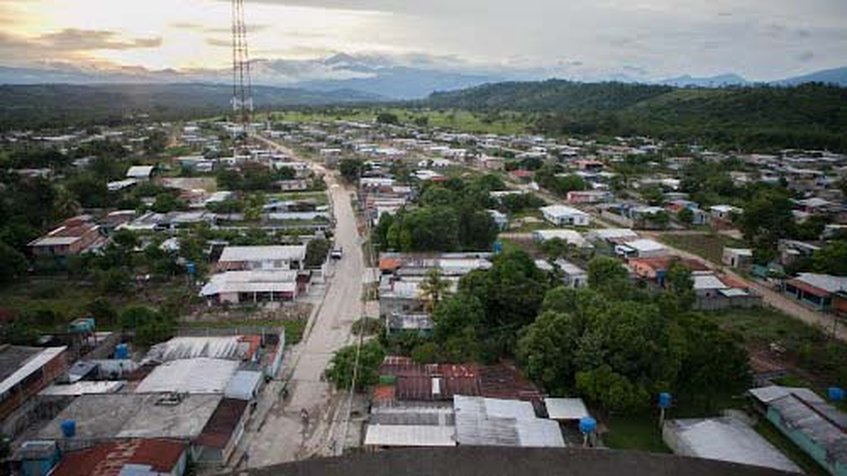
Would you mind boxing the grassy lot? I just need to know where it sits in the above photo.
[603,414,670,453]
[179,318,307,345]
[656,232,747,264]
[703,307,847,386]
[754,419,829,476]
[0,276,195,331]
[269,191,329,205]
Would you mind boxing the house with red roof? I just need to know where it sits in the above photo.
[51,439,187,476]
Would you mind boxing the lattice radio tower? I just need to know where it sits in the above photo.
[231,0,253,133]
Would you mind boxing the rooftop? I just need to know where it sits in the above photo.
[51,438,186,476]
[145,336,254,362]
[231,447,805,476]
[38,393,222,441]
[0,346,66,396]
[218,245,307,263]
[453,396,565,448]
[664,417,800,473]
[135,358,240,394]
[544,398,589,421]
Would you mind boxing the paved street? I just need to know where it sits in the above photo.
[230,138,366,468]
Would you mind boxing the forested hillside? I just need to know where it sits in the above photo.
[427,80,847,151]
[0,83,382,130]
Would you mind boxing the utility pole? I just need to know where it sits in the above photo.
[232,0,253,138]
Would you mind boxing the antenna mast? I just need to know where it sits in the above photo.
[232,0,253,134]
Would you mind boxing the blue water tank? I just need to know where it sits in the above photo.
[493,241,503,254]
[579,417,597,434]
[186,261,196,276]
[828,387,845,402]
[115,343,129,359]
[60,420,76,438]
[659,392,672,409]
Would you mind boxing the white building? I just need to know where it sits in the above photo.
[532,229,591,248]
[540,205,590,227]
[615,239,668,259]
[126,165,155,181]
[217,245,306,271]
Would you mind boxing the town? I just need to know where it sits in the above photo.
[0,108,844,476]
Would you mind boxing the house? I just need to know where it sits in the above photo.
[749,386,847,476]
[783,273,847,311]
[710,205,742,222]
[50,439,188,476]
[723,248,754,270]
[666,200,710,225]
[554,259,588,288]
[566,190,613,204]
[126,165,155,181]
[662,417,799,473]
[615,239,668,259]
[29,216,106,258]
[217,245,306,271]
[387,313,434,335]
[199,270,303,304]
[540,205,590,227]
[478,156,505,171]
[0,346,68,422]
[778,240,821,268]
[628,257,709,284]
[586,228,639,245]
[454,396,564,448]
[691,272,762,310]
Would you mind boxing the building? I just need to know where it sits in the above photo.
[387,313,434,335]
[783,273,847,311]
[723,248,754,270]
[134,358,241,394]
[364,402,457,450]
[194,398,250,464]
[28,216,105,258]
[710,205,742,222]
[749,386,847,476]
[540,205,590,227]
[454,396,565,448]
[217,245,306,271]
[544,398,589,423]
[0,346,68,422]
[662,417,800,473]
[554,259,588,288]
[566,190,612,204]
[126,165,155,181]
[586,228,639,245]
[200,270,303,304]
[615,239,669,259]
[51,438,188,476]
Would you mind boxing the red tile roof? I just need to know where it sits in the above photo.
[51,439,185,476]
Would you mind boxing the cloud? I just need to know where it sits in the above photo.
[37,29,162,51]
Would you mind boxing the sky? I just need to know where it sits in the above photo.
[1,0,846,81]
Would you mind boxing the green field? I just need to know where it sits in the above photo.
[656,232,747,264]
[266,108,531,135]
[269,191,330,205]
[180,318,306,345]
[603,414,670,453]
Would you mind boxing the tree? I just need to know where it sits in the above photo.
[663,262,696,314]
[86,298,117,326]
[326,341,386,391]
[66,174,110,208]
[517,310,582,395]
[376,112,400,125]
[677,207,694,226]
[339,159,364,183]
[119,305,159,330]
[418,268,451,313]
[739,188,795,254]
[152,193,182,213]
[53,185,81,219]
[812,241,847,276]
[144,130,168,155]
[305,239,332,267]
[0,241,27,286]
[587,256,630,292]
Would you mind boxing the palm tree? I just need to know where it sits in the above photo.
[53,186,81,219]
[418,268,451,313]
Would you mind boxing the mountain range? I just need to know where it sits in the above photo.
[2,54,845,99]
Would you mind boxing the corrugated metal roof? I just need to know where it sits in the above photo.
[665,417,800,473]
[749,385,824,404]
[218,245,306,263]
[135,358,239,394]
[197,398,249,449]
[454,396,564,448]
[769,395,847,465]
[364,425,456,447]
[0,346,66,396]
[145,336,247,362]
[224,370,263,400]
[544,398,589,421]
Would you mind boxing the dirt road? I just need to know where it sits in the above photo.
[232,138,366,467]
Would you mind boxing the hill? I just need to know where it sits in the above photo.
[425,80,847,151]
[0,83,383,129]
